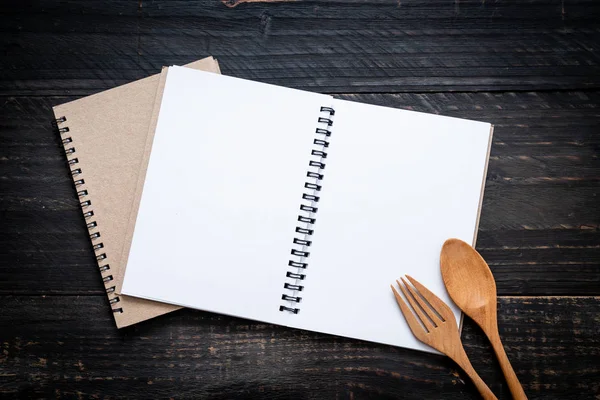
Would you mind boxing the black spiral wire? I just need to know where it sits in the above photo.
[279,106,335,314]
[52,116,123,313]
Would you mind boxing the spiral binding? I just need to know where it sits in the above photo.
[279,106,335,314]
[52,116,123,314]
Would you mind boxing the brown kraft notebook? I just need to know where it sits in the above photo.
[52,57,220,328]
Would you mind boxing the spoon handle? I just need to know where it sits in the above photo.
[451,344,498,400]
[488,330,528,400]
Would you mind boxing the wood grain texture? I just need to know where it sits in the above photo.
[1,0,599,398]
[1,1,600,94]
[2,93,598,295]
[0,296,598,399]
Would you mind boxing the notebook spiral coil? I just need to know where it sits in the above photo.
[279,106,335,314]
[52,116,123,314]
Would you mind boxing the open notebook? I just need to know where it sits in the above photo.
[121,66,493,352]
[52,58,221,328]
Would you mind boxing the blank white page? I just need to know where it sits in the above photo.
[290,99,492,352]
[122,66,332,325]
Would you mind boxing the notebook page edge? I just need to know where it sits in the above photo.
[116,60,222,295]
[458,124,494,335]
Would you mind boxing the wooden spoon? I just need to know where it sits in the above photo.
[440,238,527,400]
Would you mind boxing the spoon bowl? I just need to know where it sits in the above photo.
[441,238,497,325]
[441,238,527,400]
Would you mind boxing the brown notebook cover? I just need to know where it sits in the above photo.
[52,57,220,328]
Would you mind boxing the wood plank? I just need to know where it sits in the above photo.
[3,178,598,228]
[1,92,598,295]
[1,1,599,94]
[0,295,598,399]
[1,228,598,295]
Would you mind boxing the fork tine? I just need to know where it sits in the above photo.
[390,284,427,341]
[397,279,434,332]
[401,277,443,326]
[405,275,453,320]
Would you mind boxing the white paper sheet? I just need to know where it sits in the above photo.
[122,66,332,325]
[123,67,492,352]
[289,99,491,352]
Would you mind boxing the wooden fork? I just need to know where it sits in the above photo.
[391,275,497,400]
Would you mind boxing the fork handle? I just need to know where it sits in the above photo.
[451,345,498,400]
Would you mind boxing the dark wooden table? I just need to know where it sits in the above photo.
[1,1,599,398]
